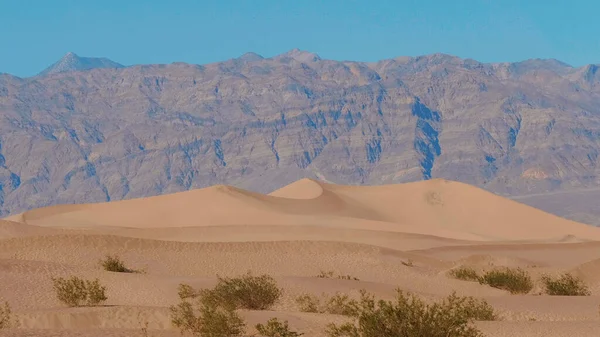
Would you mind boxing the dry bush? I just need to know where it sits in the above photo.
[295,292,359,316]
[479,267,533,294]
[0,301,11,329]
[541,273,591,296]
[317,271,336,279]
[325,290,497,337]
[256,317,304,337]
[51,276,107,307]
[170,273,282,337]
[100,255,135,273]
[448,266,480,282]
[401,260,414,267]
[170,299,245,337]
[317,271,359,281]
[205,272,282,310]
[324,293,360,316]
[295,294,321,313]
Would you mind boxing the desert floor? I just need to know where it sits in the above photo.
[1,178,600,336]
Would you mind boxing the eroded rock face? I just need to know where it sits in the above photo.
[1,51,600,220]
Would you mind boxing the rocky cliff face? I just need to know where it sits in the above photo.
[1,50,600,223]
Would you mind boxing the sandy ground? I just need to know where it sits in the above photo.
[1,178,600,336]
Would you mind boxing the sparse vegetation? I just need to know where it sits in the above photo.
[170,297,245,337]
[296,292,360,316]
[295,294,321,313]
[324,293,360,316]
[541,273,591,296]
[205,272,282,310]
[100,255,135,273]
[256,318,304,337]
[448,266,480,282]
[51,276,107,307]
[401,259,414,267]
[0,301,11,329]
[479,267,533,294]
[325,290,497,337]
[170,273,282,336]
[317,271,359,281]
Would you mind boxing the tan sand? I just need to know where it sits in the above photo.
[1,178,600,336]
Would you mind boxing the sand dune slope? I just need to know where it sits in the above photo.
[3,179,600,336]
[7,178,600,242]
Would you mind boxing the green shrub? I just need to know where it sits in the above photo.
[100,255,134,273]
[479,268,533,294]
[324,293,360,317]
[325,290,497,337]
[205,272,282,310]
[0,301,11,329]
[256,318,304,337]
[295,294,321,313]
[448,266,480,282]
[541,273,591,296]
[174,275,281,312]
[52,276,108,307]
[170,298,245,337]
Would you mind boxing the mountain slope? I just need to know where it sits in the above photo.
[38,52,124,76]
[1,50,600,223]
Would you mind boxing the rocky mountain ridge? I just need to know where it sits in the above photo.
[2,49,600,224]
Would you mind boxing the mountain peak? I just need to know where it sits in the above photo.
[237,52,264,62]
[276,48,321,63]
[38,52,124,77]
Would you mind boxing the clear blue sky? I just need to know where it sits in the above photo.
[1,0,599,77]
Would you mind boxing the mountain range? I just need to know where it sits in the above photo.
[1,50,600,224]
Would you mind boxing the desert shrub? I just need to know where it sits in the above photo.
[448,266,480,282]
[201,272,282,310]
[479,267,533,294]
[256,318,304,337]
[325,293,360,316]
[401,259,414,267]
[295,292,359,316]
[177,283,200,300]
[100,255,134,273]
[317,271,360,281]
[170,298,245,337]
[318,271,335,279]
[0,301,11,329]
[541,273,591,296]
[325,290,497,337]
[52,276,107,307]
[295,294,321,313]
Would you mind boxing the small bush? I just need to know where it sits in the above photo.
[448,266,480,282]
[295,294,321,313]
[170,299,245,337]
[317,271,335,279]
[52,276,107,307]
[324,293,360,317]
[401,259,414,267]
[0,301,11,329]
[479,268,533,294]
[317,271,360,281]
[100,255,134,273]
[256,318,304,337]
[541,273,591,296]
[205,272,282,310]
[325,290,497,337]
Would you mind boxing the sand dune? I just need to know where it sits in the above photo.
[7,178,600,242]
[2,179,600,336]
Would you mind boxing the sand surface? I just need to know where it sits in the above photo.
[1,178,600,336]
